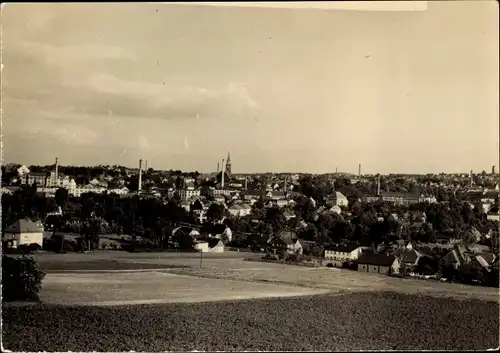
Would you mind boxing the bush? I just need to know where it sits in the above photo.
[2,255,46,302]
[285,253,299,263]
[27,243,42,252]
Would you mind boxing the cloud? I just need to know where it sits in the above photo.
[22,121,99,146]
[61,74,260,121]
[3,37,259,125]
[13,41,137,63]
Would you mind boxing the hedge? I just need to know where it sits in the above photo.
[2,255,46,302]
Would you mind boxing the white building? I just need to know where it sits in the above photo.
[178,187,201,201]
[17,165,30,177]
[3,219,44,248]
[333,192,349,207]
[324,243,362,264]
[228,203,252,217]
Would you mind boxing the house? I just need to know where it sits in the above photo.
[210,224,233,243]
[333,192,349,207]
[208,238,225,253]
[324,243,362,266]
[441,245,471,269]
[470,255,493,272]
[228,203,252,217]
[357,253,400,275]
[24,172,49,186]
[3,219,44,248]
[283,211,296,221]
[178,187,201,201]
[486,206,499,222]
[394,239,414,250]
[109,187,130,196]
[17,164,30,177]
[179,200,191,212]
[269,232,302,255]
[391,248,423,269]
[297,239,317,255]
[214,194,226,203]
[365,192,436,205]
[265,191,286,200]
[228,204,242,217]
[194,240,209,252]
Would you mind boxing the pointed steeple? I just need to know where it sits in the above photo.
[225,152,232,175]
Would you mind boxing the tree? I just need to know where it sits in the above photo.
[206,203,224,223]
[54,188,69,211]
[177,230,194,250]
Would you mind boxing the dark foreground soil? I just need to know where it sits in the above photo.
[38,259,187,272]
[3,292,498,351]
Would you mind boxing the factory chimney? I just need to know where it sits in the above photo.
[217,162,220,174]
[469,170,473,188]
[244,177,248,190]
[144,160,148,172]
[358,164,362,177]
[138,159,143,192]
[221,159,225,188]
[377,174,381,196]
[335,167,338,174]
[492,166,496,175]
[55,157,59,187]
[284,176,288,194]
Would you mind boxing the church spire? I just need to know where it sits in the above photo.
[225,152,232,175]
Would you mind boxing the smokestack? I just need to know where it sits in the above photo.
[217,162,220,174]
[470,170,473,188]
[55,157,59,187]
[358,164,361,177]
[335,167,338,174]
[138,159,143,192]
[221,159,225,188]
[284,176,288,193]
[377,174,381,196]
[245,177,248,190]
[492,166,496,175]
[145,160,148,172]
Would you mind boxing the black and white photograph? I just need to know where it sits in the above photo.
[1,1,499,351]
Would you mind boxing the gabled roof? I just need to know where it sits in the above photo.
[5,219,44,233]
[208,238,224,248]
[442,247,470,264]
[325,243,360,253]
[357,253,397,266]
[476,253,496,265]
[473,255,490,269]
[392,248,421,263]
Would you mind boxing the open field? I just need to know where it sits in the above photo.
[37,271,329,306]
[33,251,500,303]
[4,251,499,351]
[3,292,498,351]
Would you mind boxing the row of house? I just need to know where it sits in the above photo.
[364,192,437,205]
[264,231,497,276]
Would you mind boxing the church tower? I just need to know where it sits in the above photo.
[225,152,232,175]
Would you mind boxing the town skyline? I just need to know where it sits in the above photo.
[4,156,499,177]
[2,2,498,174]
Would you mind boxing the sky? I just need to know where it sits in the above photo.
[1,1,498,174]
